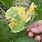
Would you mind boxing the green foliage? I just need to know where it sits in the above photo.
[0,21,12,42]
[0,0,30,8]
[0,0,15,8]
[14,31,36,42]
[14,0,30,7]
[32,0,42,20]
[0,21,36,42]
[0,0,42,42]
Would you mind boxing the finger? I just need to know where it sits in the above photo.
[28,32,34,37]
[30,25,42,33]
[35,35,41,42]
[27,20,42,32]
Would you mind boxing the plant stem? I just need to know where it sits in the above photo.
[0,7,5,14]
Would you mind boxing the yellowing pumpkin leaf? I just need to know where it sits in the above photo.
[26,2,37,16]
[5,2,37,33]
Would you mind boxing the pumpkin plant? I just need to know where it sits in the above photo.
[5,2,37,33]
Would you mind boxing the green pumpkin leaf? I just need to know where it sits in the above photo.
[13,31,36,42]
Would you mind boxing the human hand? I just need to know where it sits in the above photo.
[27,20,42,42]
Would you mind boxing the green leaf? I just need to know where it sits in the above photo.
[0,0,14,8]
[0,21,13,42]
[15,36,36,42]
[32,0,42,20]
[0,21,36,42]
[13,31,36,42]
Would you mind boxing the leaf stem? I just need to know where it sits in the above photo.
[0,7,5,14]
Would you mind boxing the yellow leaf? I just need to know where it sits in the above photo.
[9,21,18,29]
[17,7,28,21]
[26,2,37,15]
